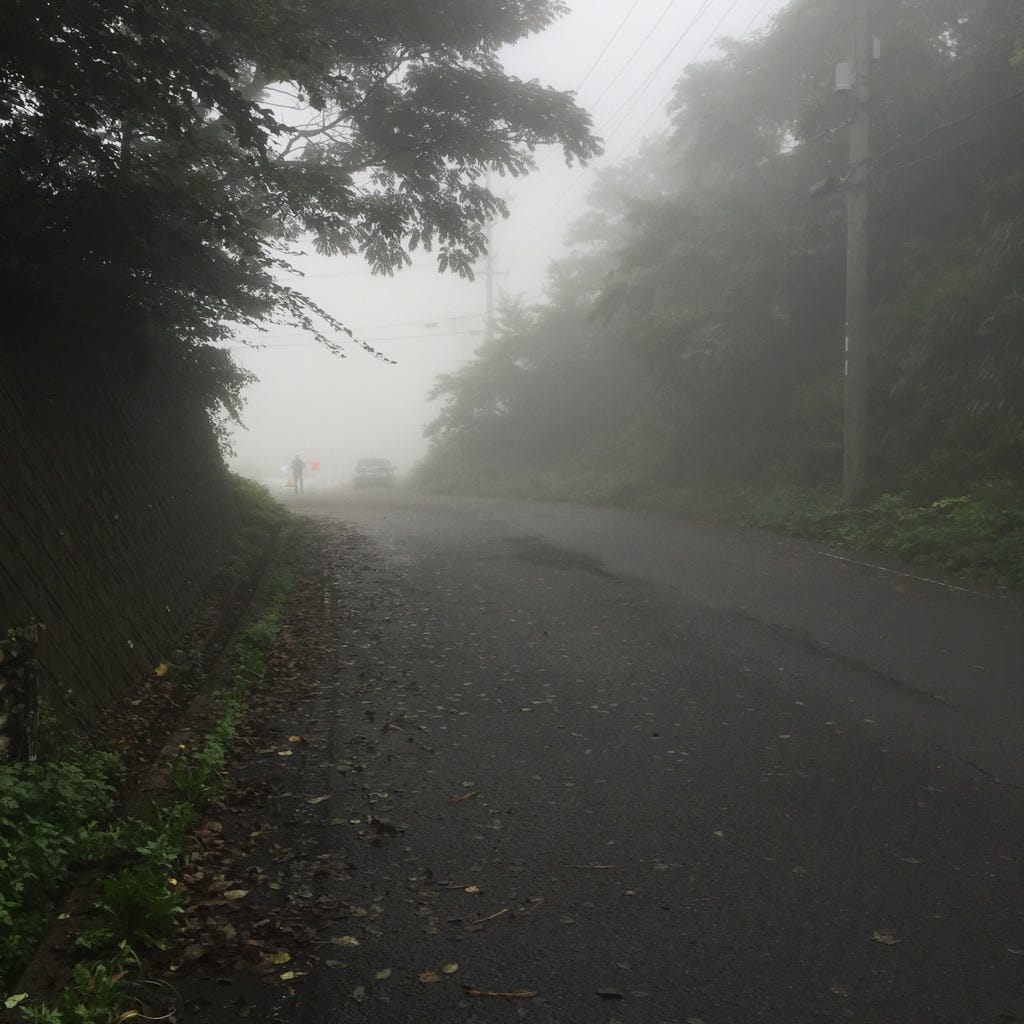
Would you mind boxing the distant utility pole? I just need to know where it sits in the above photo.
[485,169,495,344]
[843,0,872,505]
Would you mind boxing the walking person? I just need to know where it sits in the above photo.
[290,454,306,494]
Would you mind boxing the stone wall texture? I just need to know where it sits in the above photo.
[0,342,238,758]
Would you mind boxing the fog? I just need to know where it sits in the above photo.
[226,0,787,489]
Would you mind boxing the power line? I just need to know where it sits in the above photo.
[574,0,646,93]
[606,0,775,162]
[504,0,775,258]
[285,264,444,279]
[870,85,1024,167]
[225,328,484,350]
[600,0,723,143]
[588,0,682,111]
[874,118,1024,180]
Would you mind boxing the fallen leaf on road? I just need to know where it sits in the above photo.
[224,890,249,900]
[464,988,537,999]
[464,885,481,894]
[154,663,169,677]
[306,795,329,805]
[277,750,293,757]
[871,931,899,945]
[267,951,291,965]
[332,936,360,947]
[442,962,459,974]
[351,986,367,1003]
[448,790,479,802]
[279,971,307,981]
[418,970,442,983]
[375,968,393,980]
[288,735,303,743]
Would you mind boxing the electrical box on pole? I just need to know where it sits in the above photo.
[843,0,872,504]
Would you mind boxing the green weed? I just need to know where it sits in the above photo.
[0,755,120,983]
[94,867,181,950]
[14,944,139,1024]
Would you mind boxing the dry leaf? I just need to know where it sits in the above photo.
[154,663,169,677]
[464,885,481,894]
[332,936,360,947]
[267,951,291,965]
[375,968,393,980]
[279,971,307,981]
[442,962,459,974]
[288,735,302,743]
[449,790,479,802]
[418,970,442,984]
[871,930,899,945]
[306,795,329,805]
[277,750,293,757]
[224,890,249,900]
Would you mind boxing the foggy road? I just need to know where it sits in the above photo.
[195,489,1024,1023]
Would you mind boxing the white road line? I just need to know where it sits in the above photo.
[817,551,994,598]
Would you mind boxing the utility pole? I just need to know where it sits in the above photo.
[843,0,871,505]
[484,169,495,345]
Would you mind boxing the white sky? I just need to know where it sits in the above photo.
[227,0,788,485]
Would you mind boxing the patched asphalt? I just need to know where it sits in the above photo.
[157,491,1024,1024]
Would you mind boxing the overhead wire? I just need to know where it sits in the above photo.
[869,85,1024,166]
[573,0,646,93]
[224,328,485,350]
[232,313,483,342]
[587,0,683,111]
[599,0,718,140]
[606,0,772,161]
[504,0,760,258]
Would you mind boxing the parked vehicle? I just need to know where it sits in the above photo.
[353,458,395,488]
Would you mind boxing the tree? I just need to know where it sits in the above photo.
[1,0,599,424]
[419,0,1024,502]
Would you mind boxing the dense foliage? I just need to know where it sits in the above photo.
[417,0,1024,581]
[0,0,598,425]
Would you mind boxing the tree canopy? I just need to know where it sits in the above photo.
[1,0,599,419]
[419,0,1024,506]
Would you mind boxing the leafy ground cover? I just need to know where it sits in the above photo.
[414,469,1024,589]
[1,475,290,1022]
[636,480,1024,588]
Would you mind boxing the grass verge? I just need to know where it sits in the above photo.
[1,476,293,1022]
[414,465,1024,588]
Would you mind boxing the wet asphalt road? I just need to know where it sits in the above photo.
[277,488,1023,1023]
